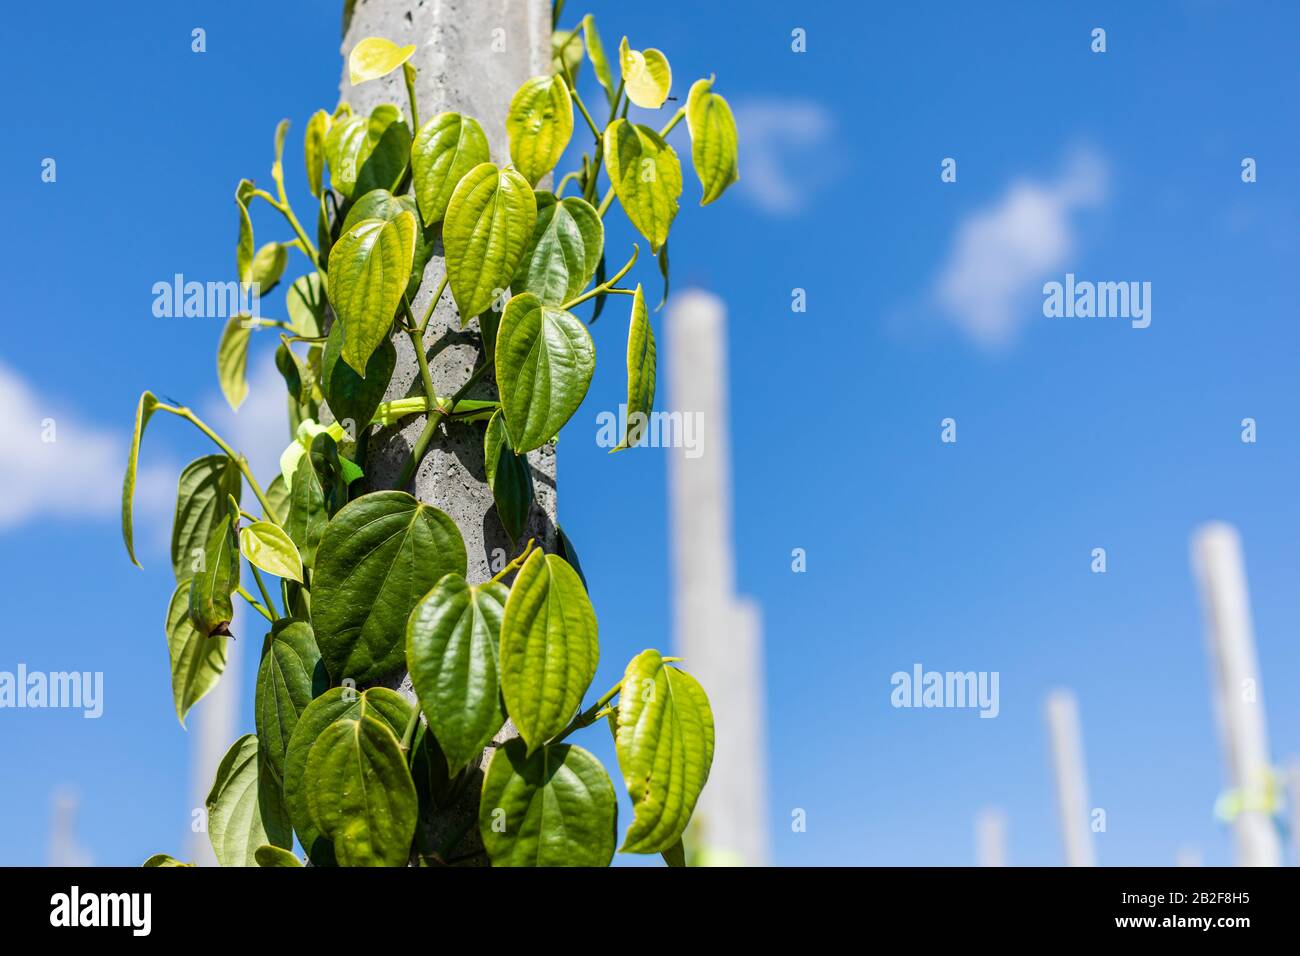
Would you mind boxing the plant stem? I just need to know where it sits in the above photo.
[568,72,602,140]
[396,356,496,487]
[551,679,623,745]
[156,404,282,525]
[417,273,450,336]
[403,62,420,130]
[597,185,616,217]
[555,170,582,198]
[659,106,686,138]
[489,539,536,584]
[235,586,275,622]
[250,565,280,621]
[400,704,421,756]
[562,244,639,310]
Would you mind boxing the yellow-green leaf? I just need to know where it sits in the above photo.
[614,649,715,853]
[305,109,331,197]
[582,15,615,103]
[216,315,253,411]
[166,580,228,727]
[410,112,490,226]
[618,36,672,109]
[206,734,293,867]
[499,550,598,753]
[329,212,416,374]
[443,163,537,321]
[235,180,256,286]
[189,512,240,638]
[325,105,411,200]
[121,391,160,568]
[142,854,193,867]
[513,192,603,305]
[172,455,242,584]
[506,74,574,187]
[348,36,416,86]
[616,284,656,451]
[254,845,302,867]
[603,119,681,253]
[686,76,739,205]
[552,28,583,81]
[239,520,305,583]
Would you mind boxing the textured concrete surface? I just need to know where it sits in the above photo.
[338,0,553,865]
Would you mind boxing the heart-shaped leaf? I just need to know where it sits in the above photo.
[305,714,418,867]
[348,36,416,86]
[507,74,574,187]
[312,491,467,685]
[329,211,416,374]
[495,293,595,453]
[250,242,288,294]
[165,580,227,727]
[444,163,537,321]
[321,320,396,438]
[616,285,656,450]
[325,105,411,200]
[604,120,681,253]
[499,550,598,752]
[171,455,242,584]
[484,409,533,542]
[618,37,672,109]
[121,391,160,567]
[513,193,603,305]
[286,272,326,338]
[285,433,349,569]
[240,520,304,583]
[338,188,433,299]
[411,112,490,226]
[614,649,715,853]
[206,734,293,868]
[479,740,617,866]
[406,574,509,772]
[686,76,739,205]
[255,620,327,780]
[284,686,411,865]
[216,315,253,412]
[188,512,240,638]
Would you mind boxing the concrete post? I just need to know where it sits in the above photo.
[337,0,554,864]
[1045,689,1096,866]
[975,807,1007,867]
[1191,522,1281,866]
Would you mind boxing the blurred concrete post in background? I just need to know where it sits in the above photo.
[975,807,1007,867]
[1191,523,1281,867]
[1045,689,1096,866]
[667,289,769,866]
[188,612,241,865]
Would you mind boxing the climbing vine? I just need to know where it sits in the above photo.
[128,8,740,867]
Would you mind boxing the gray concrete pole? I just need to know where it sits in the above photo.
[337,0,554,864]
[1045,689,1096,867]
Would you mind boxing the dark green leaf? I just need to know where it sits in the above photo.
[188,512,239,637]
[312,491,467,685]
[484,410,533,542]
[171,455,241,584]
[321,304,397,435]
[165,580,227,727]
[479,740,616,866]
[255,620,327,780]
[513,192,603,305]
[406,574,508,772]
[286,272,326,338]
[206,734,293,867]
[254,845,302,867]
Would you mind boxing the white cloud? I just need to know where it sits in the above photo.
[722,99,837,216]
[930,148,1107,349]
[0,360,172,532]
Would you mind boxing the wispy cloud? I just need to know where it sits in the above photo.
[0,360,172,532]
[721,98,837,216]
[929,147,1108,349]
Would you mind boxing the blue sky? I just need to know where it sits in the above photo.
[3,0,1299,866]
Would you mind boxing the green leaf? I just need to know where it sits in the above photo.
[410,112,490,227]
[285,433,348,568]
[506,74,574,187]
[686,76,739,205]
[513,192,603,305]
[615,285,656,451]
[165,580,227,727]
[171,455,241,584]
[265,474,291,523]
[321,319,396,436]
[325,105,411,200]
[215,315,253,413]
[255,620,327,780]
[122,391,160,568]
[240,520,304,583]
[614,649,715,853]
[582,15,616,104]
[552,28,583,81]
[499,550,598,752]
[662,837,686,867]
[555,524,587,591]
[188,512,240,638]
[305,714,418,867]
[206,734,293,867]
[479,740,617,867]
[495,292,595,453]
[338,188,433,299]
[142,854,193,867]
[286,272,326,338]
[254,845,302,867]
[235,180,256,285]
[284,686,411,865]
[484,409,533,542]
[305,109,331,197]
[603,119,682,253]
[618,36,672,109]
[251,242,288,294]
[329,211,416,374]
[406,574,508,772]
[312,490,467,685]
[348,36,416,85]
[656,240,670,310]
[444,163,537,321]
